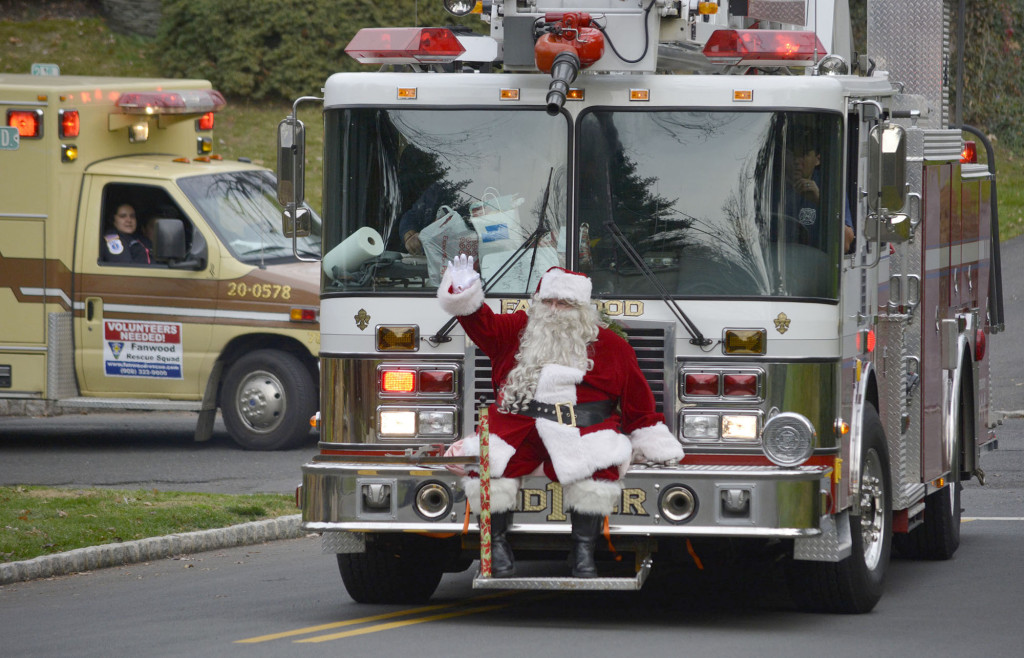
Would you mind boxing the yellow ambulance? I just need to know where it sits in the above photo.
[0,74,320,450]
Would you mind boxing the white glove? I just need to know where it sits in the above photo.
[447,253,480,293]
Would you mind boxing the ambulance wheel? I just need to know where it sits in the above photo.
[338,535,446,604]
[787,405,892,614]
[221,349,315,450]
[893,396,964,560]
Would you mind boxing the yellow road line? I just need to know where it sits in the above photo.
[234,591,518,644]
[296,603,510,642]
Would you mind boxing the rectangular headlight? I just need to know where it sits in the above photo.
[722,414,759,441]
[683,414,720,441]
[379,409,416,436]
[418,409,455,436]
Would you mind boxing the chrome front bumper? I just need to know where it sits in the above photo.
[300,458,831,538]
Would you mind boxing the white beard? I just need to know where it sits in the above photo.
[499,298,601,414]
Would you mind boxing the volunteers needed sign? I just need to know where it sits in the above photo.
[103,320,184,379]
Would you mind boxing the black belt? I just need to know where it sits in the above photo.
[517,399,618,428]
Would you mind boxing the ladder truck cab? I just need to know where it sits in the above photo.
[285,0,1004,612]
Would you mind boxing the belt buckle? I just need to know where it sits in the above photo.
[554,402,576,427]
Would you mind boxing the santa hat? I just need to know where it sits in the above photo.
[536,266,592,304]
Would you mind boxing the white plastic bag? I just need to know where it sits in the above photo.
[419,206,477,285]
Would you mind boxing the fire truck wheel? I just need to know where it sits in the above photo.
[893,397,964,560]
[337,535,448,604]
[787,405,892,614]
[220,349,316,450]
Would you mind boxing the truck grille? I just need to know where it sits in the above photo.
[471,322,673,421]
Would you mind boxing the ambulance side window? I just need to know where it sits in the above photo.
[98,184,194,268]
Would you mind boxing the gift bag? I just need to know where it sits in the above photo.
[419,206,478,286]
[469,188,558,292]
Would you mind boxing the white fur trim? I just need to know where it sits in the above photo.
[563,479,621,516]
[630,422,685,463]
[533,364,584,404]
[537,268,591,304]
[462,476,519,514]
[536,423,632,484]
[457,433,516,478]
[437,269,484,317]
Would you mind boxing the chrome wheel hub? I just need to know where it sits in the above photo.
[858,451,886,570]
[236,369,285,432]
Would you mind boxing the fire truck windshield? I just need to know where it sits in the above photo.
[322,107,569,296]
[179,170,322,264]
[322,107,842,300]
[579,109,844,300]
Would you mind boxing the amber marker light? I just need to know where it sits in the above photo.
[397,87,418,99]
[499,88,520,100]
[289,307,317,322]
[629,89,650,102]
[733,89,753,102]
[723,329,766,355]
[377,325,419,351]
[566,88,585,101]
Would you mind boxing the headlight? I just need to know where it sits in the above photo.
[721,414,758,440]
[682,414,719,441]
[418,409,455,436]
[761,412,815,466]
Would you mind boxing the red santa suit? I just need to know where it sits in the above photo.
[439,266,684,516]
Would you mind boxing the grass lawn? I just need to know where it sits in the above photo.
[1,486,297,563]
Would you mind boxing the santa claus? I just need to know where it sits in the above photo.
[439,254,684,578]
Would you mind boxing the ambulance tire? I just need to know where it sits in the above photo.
[337,535,446,604]
[893,398,964,560]
[787,406,892,614]
[221,349,316,450]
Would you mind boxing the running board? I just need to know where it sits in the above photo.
[472,557,652,591]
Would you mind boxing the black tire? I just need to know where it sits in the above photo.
[338,535,447,604]
[220,349,315,450]
[893,399,964,560]
[788,405,892,614]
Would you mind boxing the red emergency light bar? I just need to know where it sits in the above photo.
[116,89,227,115]
[703,29,826,66]
[345,27,466,65]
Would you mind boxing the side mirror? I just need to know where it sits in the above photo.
[276,117,305,206]
[282,204,312,239]
[152,218,187,262]
[867,123,907,214]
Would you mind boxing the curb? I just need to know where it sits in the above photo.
[1,514,303,586]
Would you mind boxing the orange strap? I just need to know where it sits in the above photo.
[686,538,704,570]
[602,516,622,562]
[462,498,471,535]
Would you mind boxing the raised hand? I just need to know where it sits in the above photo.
[447,253,480,293]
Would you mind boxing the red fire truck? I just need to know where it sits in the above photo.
[283,0,1005,613]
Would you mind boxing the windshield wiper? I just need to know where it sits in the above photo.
[426,169,554,346]
[603,219,713,348]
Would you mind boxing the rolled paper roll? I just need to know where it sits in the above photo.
[322,226,384,276]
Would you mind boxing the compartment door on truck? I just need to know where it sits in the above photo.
[73,180,217,398]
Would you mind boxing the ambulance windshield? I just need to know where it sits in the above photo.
[322,108,569,295]
[579,110,845,300]
[179,170,321,264]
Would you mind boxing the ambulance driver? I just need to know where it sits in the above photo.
[101,203,152,264]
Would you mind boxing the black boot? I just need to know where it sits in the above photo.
[488,511,515,578]
[569,513,603,578]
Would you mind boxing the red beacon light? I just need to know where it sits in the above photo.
[703,29,827,67]
[116,89,227,115]
[960,141,977,164]
[345,27,466,65]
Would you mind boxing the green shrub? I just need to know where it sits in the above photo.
[156,0,478,100]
